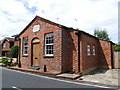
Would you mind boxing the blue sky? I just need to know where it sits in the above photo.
[0,0,119,43]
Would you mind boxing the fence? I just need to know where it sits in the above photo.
[113,52,120,69]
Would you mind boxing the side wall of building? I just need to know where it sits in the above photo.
[61,28,79,73]
[79,33,114,74]
[98,40,113,69]
[80,33,99,74]
[61,30,114,74]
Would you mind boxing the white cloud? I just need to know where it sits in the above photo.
[0,0,119,43]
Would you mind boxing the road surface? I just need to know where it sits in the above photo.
[0,67,116,89]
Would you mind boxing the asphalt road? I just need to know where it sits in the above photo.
[1,67,116,89]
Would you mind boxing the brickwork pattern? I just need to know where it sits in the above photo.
[98,40,113,68]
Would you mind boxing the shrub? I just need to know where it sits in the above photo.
[0,59,2,63]
[8,45,19,58]
[1,58,13,66]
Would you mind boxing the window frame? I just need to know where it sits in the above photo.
[22,37,28,56]
[44,33,54,56]
[87,45,91,56]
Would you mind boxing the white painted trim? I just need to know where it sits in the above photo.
[44,33,54,56]
[33,25,40,32]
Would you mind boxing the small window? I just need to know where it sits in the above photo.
[3,43,6,48]
[23,37,28,56]
[45,33,53,56]
[15,37,19,41]
[93,46,95,55]
[87,45,90,56]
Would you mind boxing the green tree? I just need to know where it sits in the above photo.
[94,29,110,41]
[114,44,120,52]
[8,45,19,58]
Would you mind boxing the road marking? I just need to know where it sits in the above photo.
[1,67,116,89]
[12,86,22,90]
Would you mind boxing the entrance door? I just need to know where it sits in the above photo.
[32,43,40,66]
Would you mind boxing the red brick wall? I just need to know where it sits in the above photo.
[19,17,63,72]
[61,28,78,73]
[2,40,11,51]
[98,40,113,69]
[14,41,19,46]
[79,33,114,73]
[80,33,99,73]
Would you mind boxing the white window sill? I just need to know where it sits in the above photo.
[23,54,28,57]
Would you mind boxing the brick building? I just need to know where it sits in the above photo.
[0,40,2,56]
[0,36,19,57]
[18,16,114,74]
[1,37,14,56]
[12,34,19,45]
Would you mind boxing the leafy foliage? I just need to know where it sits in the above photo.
[0,59,2,63]
[94,29,110,41]
[1,58,13,66]
[8,45,19,58]
[114,44,120,52]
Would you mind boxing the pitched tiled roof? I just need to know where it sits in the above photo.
[6,37,14,42]
[2,37,14,43]
[17,15,115,44]
[12,34,19,37]
[18,15,67,37]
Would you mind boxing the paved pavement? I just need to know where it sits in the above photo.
[1,67,116,89]
[78,69,119,86]
[57,73,80,80]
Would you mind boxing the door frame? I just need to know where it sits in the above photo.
[31,38,40,66]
